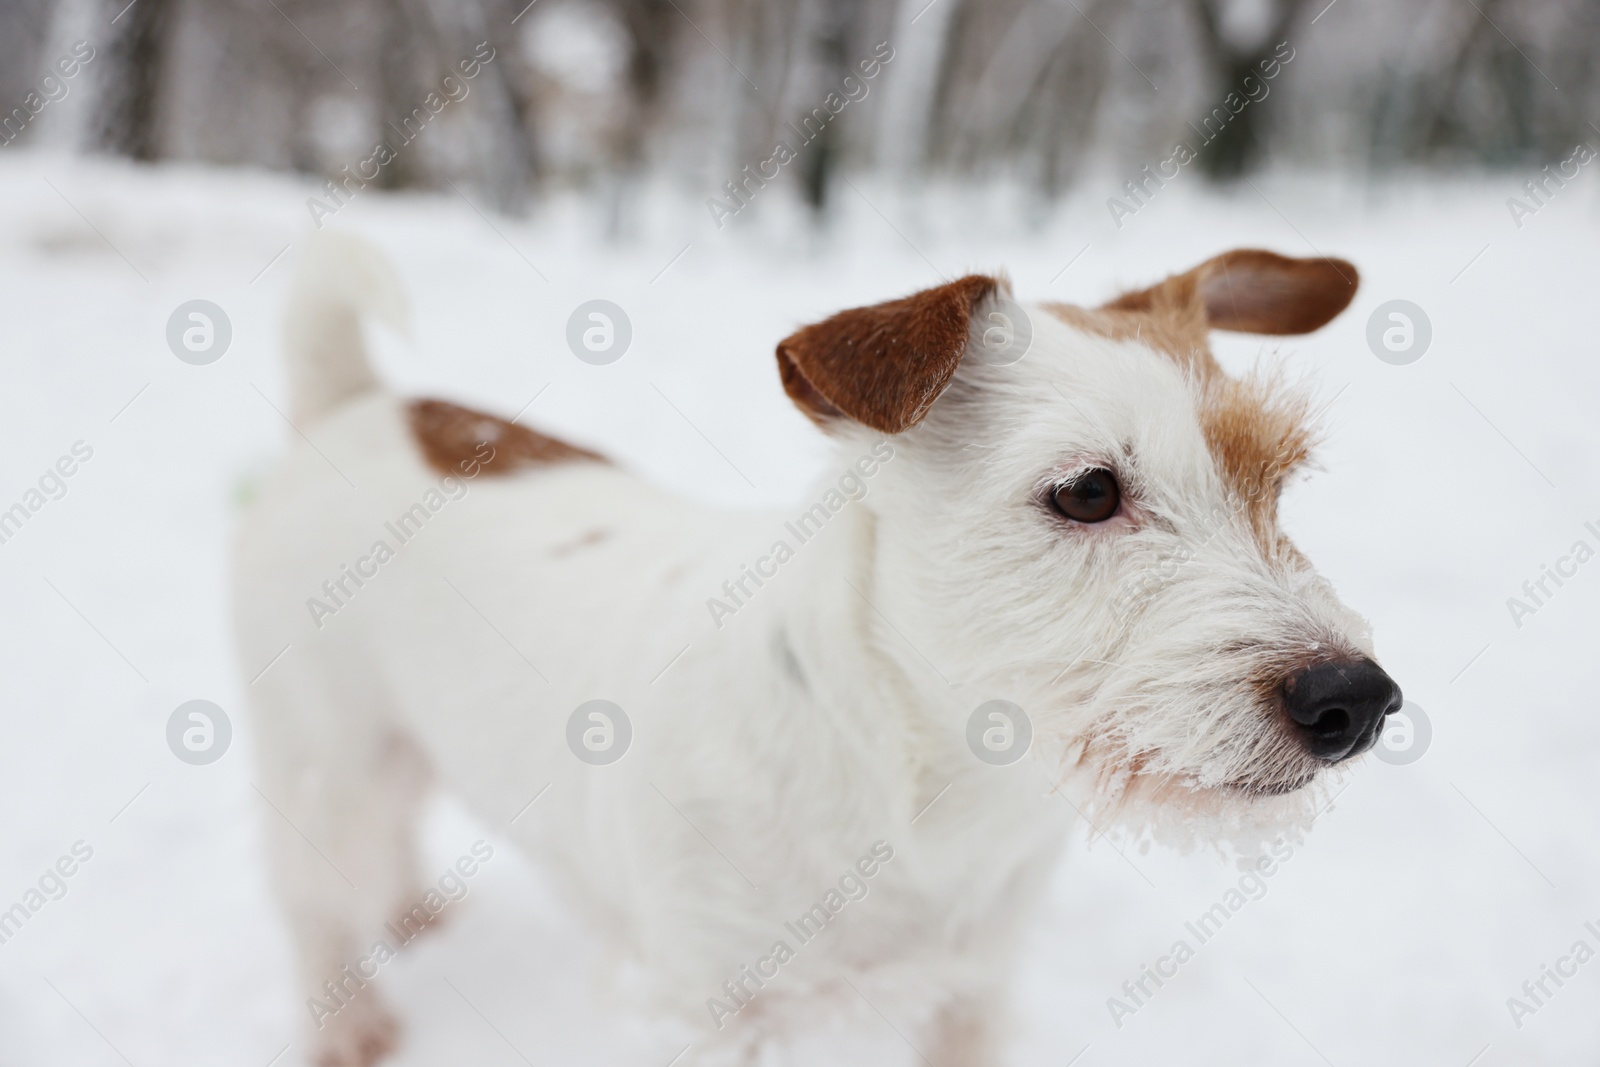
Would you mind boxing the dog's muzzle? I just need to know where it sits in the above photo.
[1281,659,1403,762]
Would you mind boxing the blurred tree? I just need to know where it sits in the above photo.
[610,0,677,175]
[478,0,543,198]
[47,0,1600,211]
[97,0,177,160]
[1190,0,1304,179]
[797,0,860,212]
[376,0,433,189]
[1367,0,1592,170]
[0,0,53,131]
[927,0,1113,193]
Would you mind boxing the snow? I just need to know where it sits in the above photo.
[1,151,1597,1066]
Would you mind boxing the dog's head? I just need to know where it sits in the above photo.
[777,249,1400,829]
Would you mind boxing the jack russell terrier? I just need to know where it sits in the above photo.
[233,234,1401,1066]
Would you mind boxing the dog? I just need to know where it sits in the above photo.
[233,233,1401,1066]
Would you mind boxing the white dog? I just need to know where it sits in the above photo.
[233,234,1401,1066]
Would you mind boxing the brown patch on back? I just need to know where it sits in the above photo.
[406,398,606,477]
[777,274,1000,433]
[1044,248,1353,555]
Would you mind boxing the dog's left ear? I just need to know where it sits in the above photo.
[777,275,1000,434]
[1108,249,1358,335]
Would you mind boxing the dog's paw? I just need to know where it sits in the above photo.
[313,997,401,1067]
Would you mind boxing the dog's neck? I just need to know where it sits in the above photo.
[719,483,1063,849]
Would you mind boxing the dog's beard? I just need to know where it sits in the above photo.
[1053,758,1331,861]
[1038,663,1339,856]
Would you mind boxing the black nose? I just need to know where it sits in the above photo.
[1281,659,1403,762]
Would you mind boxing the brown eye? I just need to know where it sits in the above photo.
[1051,469,1120,523]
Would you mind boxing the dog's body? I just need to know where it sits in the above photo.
[234,236,1398,1066]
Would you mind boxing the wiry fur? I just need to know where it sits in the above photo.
[849,308,1370,851]
[234,236,1382,1067]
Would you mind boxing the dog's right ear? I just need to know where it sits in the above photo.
[777,275,1000,434]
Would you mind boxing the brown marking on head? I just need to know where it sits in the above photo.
[1045,250,1358,555]
[1198,372,1317,555]
[777,274,1000,433]
[406,398,607,477]
[1041,301,1217,375]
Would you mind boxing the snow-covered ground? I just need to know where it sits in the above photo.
[1,151,1597,1066]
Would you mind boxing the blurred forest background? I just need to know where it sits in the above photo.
[2,0,1597,218]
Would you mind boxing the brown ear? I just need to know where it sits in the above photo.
[777,275,999,433]
[1106,249,1358,336]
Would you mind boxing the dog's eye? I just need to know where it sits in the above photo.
[1051,469,1120,523]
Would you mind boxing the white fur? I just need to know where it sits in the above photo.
[233,236,1377,1066]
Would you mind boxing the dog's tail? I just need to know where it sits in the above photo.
[283,231,409,424]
